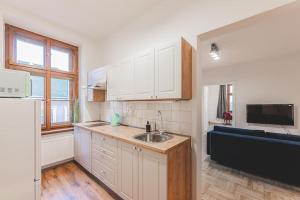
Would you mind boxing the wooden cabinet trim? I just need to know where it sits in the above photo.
[181,38,193,100]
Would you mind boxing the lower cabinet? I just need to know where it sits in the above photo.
[117,142,139,200]
[92,133,118,192]
[74,127,92,172]
[137,147,167,200]
[75,130,191,200]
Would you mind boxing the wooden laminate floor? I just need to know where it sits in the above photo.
[42,162,115,200]
[201,160,300,200]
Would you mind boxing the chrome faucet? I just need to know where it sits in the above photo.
[157,110,165,134]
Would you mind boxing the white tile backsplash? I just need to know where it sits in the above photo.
[99,101,192,134]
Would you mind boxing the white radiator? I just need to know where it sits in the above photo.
[41,131,74,167]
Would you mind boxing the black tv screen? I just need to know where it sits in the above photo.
[247,104,294,125]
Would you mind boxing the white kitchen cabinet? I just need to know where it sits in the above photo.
[92,133,118,192]
[106,38,192,101]
[107,59,134,101]
[74,127,92,172]
[118,142,167,200]
[155,41,180,99]
[74,127,79,161]
[138,148,167,200]
[117,142,139,200]
[155,38,192,100]
[133,49,155,100]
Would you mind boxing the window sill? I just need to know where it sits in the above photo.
[42,127,74,135]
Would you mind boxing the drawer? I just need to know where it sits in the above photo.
[92,149,116,170]
[92,159,117,190]
[92,133,105,145]
[92,133,117,158]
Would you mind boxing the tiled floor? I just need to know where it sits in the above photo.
[201,160,300,200]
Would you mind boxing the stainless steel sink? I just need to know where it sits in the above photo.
[83,122,109,127]
[134,132,173,143]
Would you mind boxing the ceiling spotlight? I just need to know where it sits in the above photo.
[209,43,220,60]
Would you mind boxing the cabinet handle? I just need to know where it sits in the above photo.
[138,148,142,152]
[133,146,137,150]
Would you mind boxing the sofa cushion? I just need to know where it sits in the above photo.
[266,132,300,142]
[214,126,265,136]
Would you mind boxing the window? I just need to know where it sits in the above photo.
[5,24,78,133]
[227,84,233,112]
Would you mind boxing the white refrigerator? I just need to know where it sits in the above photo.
[0,99,41,200]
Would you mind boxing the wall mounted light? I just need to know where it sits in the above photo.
[209,43,220,60]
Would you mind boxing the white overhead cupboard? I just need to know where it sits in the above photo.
[107,59,134,101]
[107,38,192,101]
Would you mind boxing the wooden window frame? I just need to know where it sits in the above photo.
[5,24,79,134]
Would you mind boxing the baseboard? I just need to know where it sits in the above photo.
[42,158,74,170]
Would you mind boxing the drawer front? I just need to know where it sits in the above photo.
[92,148,116,170]
[93,133,117,158]
[92,159,117,190]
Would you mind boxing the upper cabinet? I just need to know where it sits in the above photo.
[107,59,134,101]
[155,41,180,99]
[87,68,106,102]
[133,49,156,100]
[106,37,192,101]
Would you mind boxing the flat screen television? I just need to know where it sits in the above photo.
[247,104,294,125]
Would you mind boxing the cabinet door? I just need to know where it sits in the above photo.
[107,59,134,101]
[155,41,181,99]
[118,142,139,200]
[133,49,155,100]
[74,127,79,162]
[118,59,134,100]
[138,148,167,200]
[107,65,120,101]
[78,128,92,172]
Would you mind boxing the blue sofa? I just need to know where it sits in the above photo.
[207,126,300,186]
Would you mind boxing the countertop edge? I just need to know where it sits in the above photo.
[74,124,190,154]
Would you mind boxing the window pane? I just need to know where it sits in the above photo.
[16,36,44,67]
[51,78,70,100]
[31,76,44,98]
[229,95,233,112]
[229,85,233,93]
[51,101,70,124]
[51,47,71,72]
[30,76,45,125]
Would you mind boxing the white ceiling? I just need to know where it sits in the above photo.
[0,0,163,39]
[200,3,300,70]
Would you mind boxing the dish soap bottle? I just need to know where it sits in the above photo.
[146,121,151,132]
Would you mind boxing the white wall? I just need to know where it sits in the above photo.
[203,54,300,135]
[96,1,294,199]
[97,0,294,65]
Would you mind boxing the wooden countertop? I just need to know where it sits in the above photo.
[74,123,190,154]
